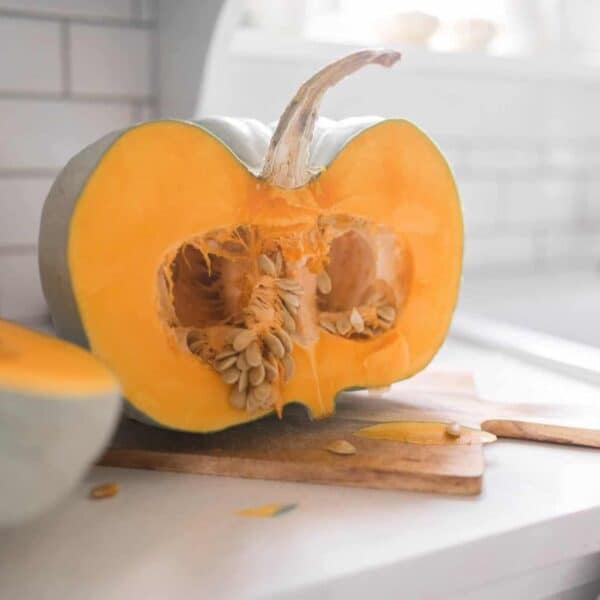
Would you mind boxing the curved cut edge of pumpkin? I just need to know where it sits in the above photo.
[59,118,461,432]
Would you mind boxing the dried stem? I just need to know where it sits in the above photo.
[261,49,401,189]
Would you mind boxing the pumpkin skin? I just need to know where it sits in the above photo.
[39,50,462,432]
[0,320,120,526]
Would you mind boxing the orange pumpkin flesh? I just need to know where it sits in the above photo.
[68,117,462,431]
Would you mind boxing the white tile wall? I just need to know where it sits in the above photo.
[70,24,152,96]
[0,177,53,244]
[458,180,500,232]
[0,17,62,93]
[0,253,46,320]
[463,233,537,271]
[0,0,134,21]
[0,99,134,169]
[0,0,156,321]
[504,180,577,227]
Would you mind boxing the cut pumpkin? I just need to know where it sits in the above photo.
[0,319,120,525]
[39,50,462,432]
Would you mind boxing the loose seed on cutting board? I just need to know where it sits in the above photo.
[325,440,356,455]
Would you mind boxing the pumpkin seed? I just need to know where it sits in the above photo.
[89,482,119,499]
[377,305,396,323]
[245,341,262,368]
[249,363,266,386]
[280,291,300,308]
[263,332,285,359]
[215,348,237,361]
[264,358,279,382]
[253,381,272,401]
[336,315,351,336]
[236,352,250,371]
[221,367,240,385]
[233,329,256,352]
[281,307,296,333]
[325,440,356,456]
[276,278,303,293]
[215,355,238,371]
[258,253,277,277]
[316,271,332,295]
[274,252,283,275]
[273,328,292,353]
[282,353,295,382]
[349,307,364,333]
[319,317,337,334]
[229,387,247,410]
[238,368,249,392]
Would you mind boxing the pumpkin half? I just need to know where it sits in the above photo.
[0,319,120,525]
[39,50,462,432]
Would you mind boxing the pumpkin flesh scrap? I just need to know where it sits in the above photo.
[67,118,461,431]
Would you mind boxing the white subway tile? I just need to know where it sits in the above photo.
[540,231,600,265]
[0,178,54,245]
[463,233,536,271]
[0,0,132,20]
[504,179,576,227]
[70,24,152,97]
[456,179,500,233]
[466,145,540,171]
[0,17,61,93]
[584,180,600,224]
[139,0,156,22]
[0,98,132,170]
[0,252,47,320]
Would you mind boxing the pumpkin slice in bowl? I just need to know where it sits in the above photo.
[39,50,462,432]
[0,319,120,526]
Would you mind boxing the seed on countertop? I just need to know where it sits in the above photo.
[349,307,364,333]
[258,253,277,277]
[325,440,356,455]
[232,329,257,352]
[245,341,263,368]
[90,482,119,500]
[316,271,332,295]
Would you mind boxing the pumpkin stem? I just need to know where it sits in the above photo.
[261,49,401,188]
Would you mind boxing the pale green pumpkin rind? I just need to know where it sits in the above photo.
[0,386,121,525]
[38,118,462,432]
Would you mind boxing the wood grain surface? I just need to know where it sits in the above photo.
[100,371,600,495]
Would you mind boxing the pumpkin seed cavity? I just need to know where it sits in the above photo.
[158,217,406,414]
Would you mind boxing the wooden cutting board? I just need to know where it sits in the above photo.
[100,371,600,495]
[101,372,486,496]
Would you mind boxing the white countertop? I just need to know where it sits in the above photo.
[2,337,600,599]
